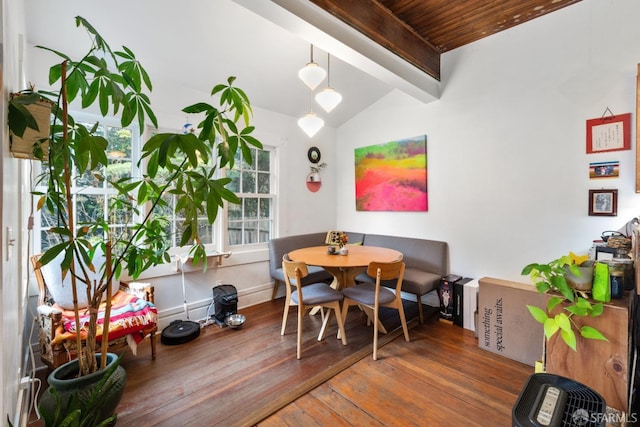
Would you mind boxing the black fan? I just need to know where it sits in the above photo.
[513,373,606,427]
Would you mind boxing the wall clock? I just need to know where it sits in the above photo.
[307,146,321,163]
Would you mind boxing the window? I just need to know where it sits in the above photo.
[226,147,274,247]
[153,140,275,251]
[33,115,275,255]
[35,115,140,252]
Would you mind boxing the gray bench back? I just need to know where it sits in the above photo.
[268,232,328,277]
[362,233,448,276]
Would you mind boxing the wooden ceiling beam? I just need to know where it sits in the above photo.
[307,0,441,81]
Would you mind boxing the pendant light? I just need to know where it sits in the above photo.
[315,53,342,113]
[298,44,326,90]
[298,93,324,137]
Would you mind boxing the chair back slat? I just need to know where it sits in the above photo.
[368,260,405,293]
[282,258,309,302]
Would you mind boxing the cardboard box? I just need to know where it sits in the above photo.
[477,277,546,366]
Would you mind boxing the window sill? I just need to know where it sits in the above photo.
[124,247,269,280]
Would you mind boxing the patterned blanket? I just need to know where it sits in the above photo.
[51,290,157,347]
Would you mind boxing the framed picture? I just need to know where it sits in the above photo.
[588,189,618,216]
[586,113,631,154]
[589,161,619,179]
[354,135,427,211]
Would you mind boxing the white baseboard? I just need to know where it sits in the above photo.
[157,282,274,330]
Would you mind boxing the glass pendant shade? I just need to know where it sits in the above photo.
[298,44,326,90]
[297,112,324,137]
[315,87,342,113]
[298,62,326,90]
[315,53,342,112]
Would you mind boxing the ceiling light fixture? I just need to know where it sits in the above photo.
[315,53,342,113]
[298,44,326,90]
[298,94,324,138]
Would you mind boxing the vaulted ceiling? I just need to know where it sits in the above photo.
[307,0,583,80]
[25,0,586,129]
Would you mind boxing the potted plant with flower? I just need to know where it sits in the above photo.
[9,16,262,422]
[338,232,349,255]
[521,252,608,351]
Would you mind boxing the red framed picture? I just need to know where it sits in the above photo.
[586,113,631,154]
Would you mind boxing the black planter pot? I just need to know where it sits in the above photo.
[39,353,127,426]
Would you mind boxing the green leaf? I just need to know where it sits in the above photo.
[38,241,69,266]
[543,317,559,340]
[560,328,577,351]
[547,296,563,312]
[182,102,213,114]
[554,313,571,332]
[580,326,608,341]
[527,305,548,323]
[8,101,39,137]
[575,297,592,309]
[48,63,63,85]
[590,302,604,317]
[83,79,100,108]
[551,274,574,302]
[565,304,588,317]
[146,149,159,178]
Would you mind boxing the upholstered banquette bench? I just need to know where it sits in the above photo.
[268,231,449,323]
[268,232,334,300]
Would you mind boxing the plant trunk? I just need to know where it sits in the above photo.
[100,242,114,369]
[59,60,90,376]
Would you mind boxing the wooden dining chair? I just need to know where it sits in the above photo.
[281,258,347,359]
[341,259,410,360]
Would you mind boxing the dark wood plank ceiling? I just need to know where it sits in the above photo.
[308,0,582,81]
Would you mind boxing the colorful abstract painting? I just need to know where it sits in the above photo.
[354,135,427,211]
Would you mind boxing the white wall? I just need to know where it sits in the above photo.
[1,0,30,424]
[336,0,640,283]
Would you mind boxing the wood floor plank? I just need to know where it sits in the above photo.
[29,298,533,426]
[308,384,383,426]
[262,304,532,426]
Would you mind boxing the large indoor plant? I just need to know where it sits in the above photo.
[521,252,608,351]
[9,16,261,380]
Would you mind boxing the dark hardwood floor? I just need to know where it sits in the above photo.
[258,301,532,426]
[29,298,532,426]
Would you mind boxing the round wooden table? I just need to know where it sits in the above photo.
[288,245,403,339]
[288,245,403,290]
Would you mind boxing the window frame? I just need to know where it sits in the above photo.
[32,115,277,258]
[222,145,276,252]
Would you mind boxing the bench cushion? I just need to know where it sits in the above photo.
[272,265,332,287]
[356,267,441,297]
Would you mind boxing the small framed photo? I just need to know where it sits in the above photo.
[588,189,618,216]
[589,161,619,179]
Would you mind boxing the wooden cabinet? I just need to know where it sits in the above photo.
[544,292,633,412]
